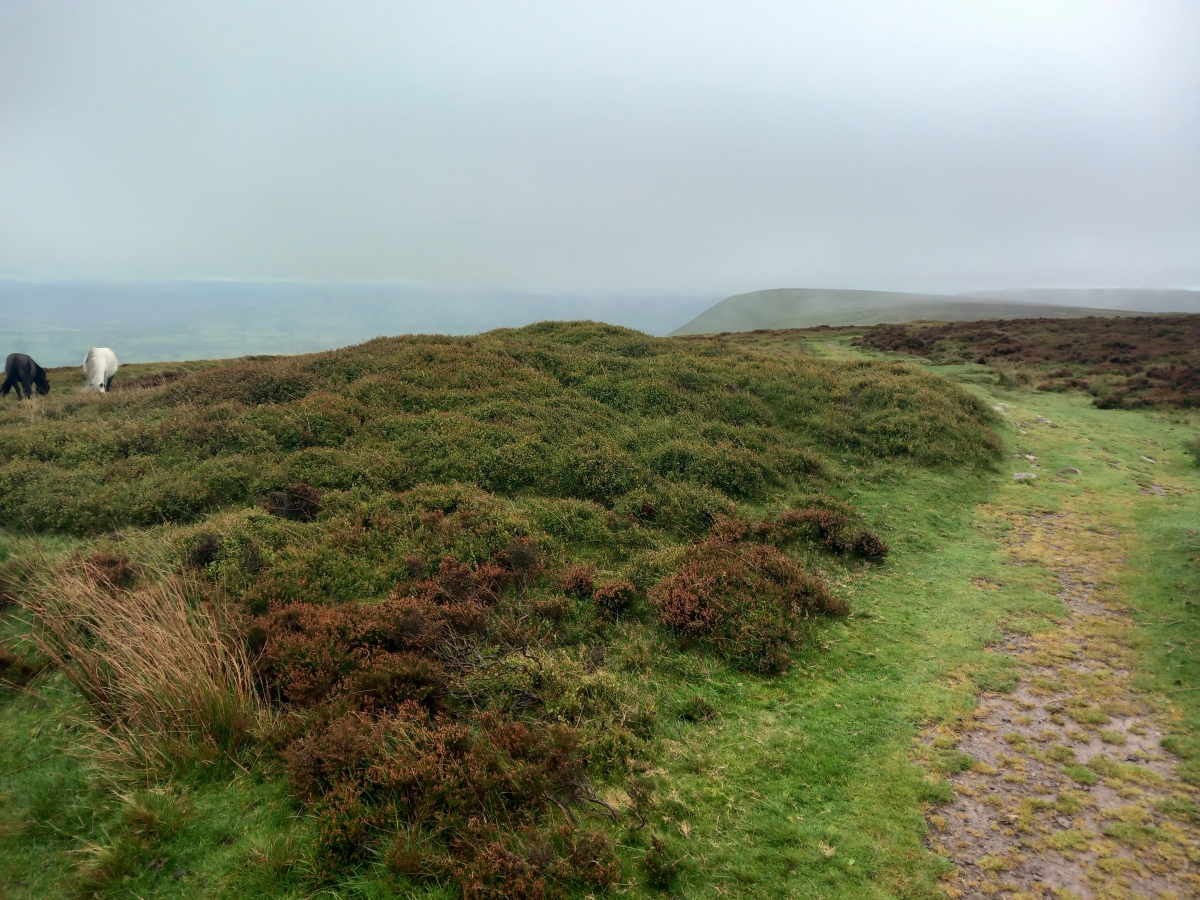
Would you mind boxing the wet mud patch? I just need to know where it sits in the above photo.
[924,506,1200,899]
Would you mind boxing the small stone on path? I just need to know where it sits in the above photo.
[1013,472,1037,481]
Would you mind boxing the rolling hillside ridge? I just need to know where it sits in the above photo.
[672,287,1198,334]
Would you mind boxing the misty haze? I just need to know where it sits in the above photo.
[2,4,1198,898]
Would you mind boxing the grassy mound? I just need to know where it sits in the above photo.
[0,322,999,534]
[0,322,1001,895]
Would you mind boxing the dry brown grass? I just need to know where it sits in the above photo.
[21,558,262,773]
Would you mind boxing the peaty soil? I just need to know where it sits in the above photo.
[926,502,1200,898]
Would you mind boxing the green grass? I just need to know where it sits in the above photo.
[0,680,314,898]
[625,329,1200,897]
[1,321,1196,898]
[919,346,1200,781]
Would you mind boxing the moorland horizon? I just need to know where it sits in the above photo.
[6,277,1200,369]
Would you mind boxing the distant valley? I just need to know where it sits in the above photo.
[7,280,1199,368]
[0,280,716,367]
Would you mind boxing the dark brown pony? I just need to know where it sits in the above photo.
[2,353,51,399]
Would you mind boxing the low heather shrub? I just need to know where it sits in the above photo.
[775,508,851,552]
[649,535,843,673]
[859,315,1200,408]
[404,553,429,578]
[252,591,487,709]
[642,834,684,889]
[86,551,139,591]
[241,537,637,892]
[848,528,889,561]
[592,579,637,619]
[284,708,618,894]
[555,564,595,598]
[501,536,539,594]
[263,482,323,522]
[185,531,222,568]
[263,603,456,709]
[770,508,889,560]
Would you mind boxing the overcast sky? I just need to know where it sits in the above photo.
[1,1,1197,294]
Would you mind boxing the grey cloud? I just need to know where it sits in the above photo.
[0,1,1197,293]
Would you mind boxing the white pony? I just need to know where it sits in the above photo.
[82,347,118,393]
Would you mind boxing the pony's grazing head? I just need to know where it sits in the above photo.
[34,366,50,395]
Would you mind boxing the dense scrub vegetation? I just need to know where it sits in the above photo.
[0,322,1001,896]
[857,314,1200,408]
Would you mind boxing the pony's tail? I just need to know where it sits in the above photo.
[0,374,12,397]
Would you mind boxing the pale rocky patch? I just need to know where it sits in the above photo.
[924,506,1200,899]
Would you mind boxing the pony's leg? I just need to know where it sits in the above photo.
[105,376,114,392]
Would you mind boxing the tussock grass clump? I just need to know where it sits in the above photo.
[21,559,262,772]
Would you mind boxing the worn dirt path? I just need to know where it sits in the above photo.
[925,409,1200,899]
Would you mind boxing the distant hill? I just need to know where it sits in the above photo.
[960,288,1200,313]
[670,288,1127,335]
